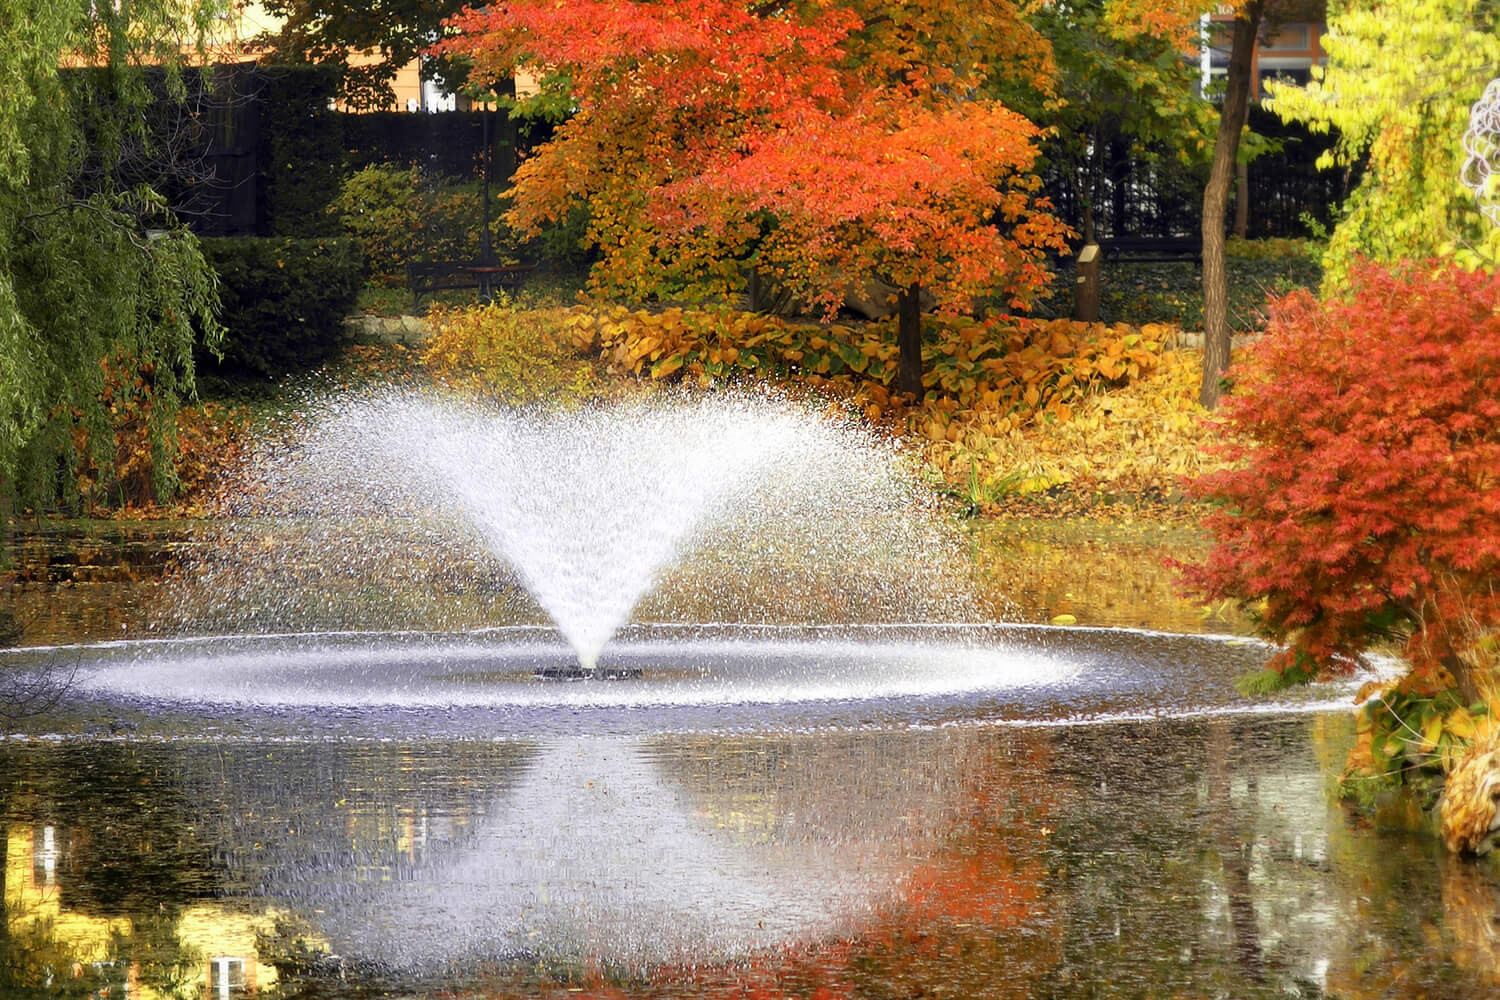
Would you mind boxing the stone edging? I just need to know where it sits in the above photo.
[343,314,433,347]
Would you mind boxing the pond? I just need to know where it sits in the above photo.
[4,519,1497,998]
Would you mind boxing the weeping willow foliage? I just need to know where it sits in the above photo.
[0,0,226,515]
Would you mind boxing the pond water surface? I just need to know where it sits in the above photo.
[3,521,1498,999]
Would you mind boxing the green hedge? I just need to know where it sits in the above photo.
[200,237,364,379]
[1101,256,1323,330]
[1035,249,1323,331]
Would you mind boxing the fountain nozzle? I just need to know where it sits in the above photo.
[534,661,643,682]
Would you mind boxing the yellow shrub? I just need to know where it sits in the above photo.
[423,301,599,403]
[425,300,1207,504]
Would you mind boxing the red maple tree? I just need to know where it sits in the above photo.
[434,0,1070,398]
[1183,261,1500,701]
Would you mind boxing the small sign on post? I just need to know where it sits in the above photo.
[1073,243,1101,323]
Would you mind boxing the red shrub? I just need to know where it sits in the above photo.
[1183,261,1500,697]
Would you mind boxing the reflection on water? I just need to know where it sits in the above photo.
[4,718,1499,997]
[969,518,1248,633]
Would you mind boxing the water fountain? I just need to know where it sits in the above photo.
[16,388,1367,735]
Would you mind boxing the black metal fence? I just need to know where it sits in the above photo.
[95,64,1351,247]
[78,65,531,238]
[1040,106,1354,249]
[344,112,488,177]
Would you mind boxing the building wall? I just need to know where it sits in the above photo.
[1205,16,1327,100]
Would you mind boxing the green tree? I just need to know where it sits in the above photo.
[1265,0,1500,283]
[259,0,470,110]
[0,2,224,519]
[1017,0,1215,246]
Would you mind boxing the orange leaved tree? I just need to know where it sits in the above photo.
[434,0,1070,398]
[1182,261,1500,704]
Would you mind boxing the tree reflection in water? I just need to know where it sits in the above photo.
[1,718,1498,997]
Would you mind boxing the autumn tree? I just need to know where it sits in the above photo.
[1264,0,1500,284]
[435,0,1069,399]
[1182,261,1500,704]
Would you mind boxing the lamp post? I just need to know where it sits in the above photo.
[480,102,494,271]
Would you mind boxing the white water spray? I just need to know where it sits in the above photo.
[203,388,976,666]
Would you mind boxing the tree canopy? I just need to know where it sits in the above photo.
[1266,0,1500,282]
[1015,0,1215,244]
[0,1,223,514]
[435,0,1071,396]
[258,0,470,110]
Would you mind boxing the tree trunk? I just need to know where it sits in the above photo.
[1200,1,1264,410]
[1442,650,1484,707]
[897,283,924,400]
[1234,159,1250,238]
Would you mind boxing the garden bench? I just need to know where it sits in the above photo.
[407,260,537,308]
[1097,237,1203,262]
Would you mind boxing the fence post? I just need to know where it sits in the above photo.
[1073,243,1101,323]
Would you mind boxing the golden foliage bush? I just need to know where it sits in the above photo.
[423,300,600,403]
[557,304,1168,413]
[554,304,1206,501]
[914,350,1222,505]
[65,357,252,516]
[426,300,1217,505]
[168,402,256,517]
[74,393,254,519]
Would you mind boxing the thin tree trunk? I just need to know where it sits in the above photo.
[1234,159,1250,238]
[897,283,924,400]
[1200,1,1264,410]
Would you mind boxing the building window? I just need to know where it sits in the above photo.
[1263,24,1311,51]
[208,958,245,998]
[1260,66,1311,89]
[33,825,58,886]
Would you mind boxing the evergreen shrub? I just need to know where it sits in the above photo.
[200,237,364,378]
[258,65,344,237]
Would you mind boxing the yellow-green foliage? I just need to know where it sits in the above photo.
[423,301,598,403]
[1265,1,1500,281]
[1224,236,1324,261]
[331,164,510,285]
[1346,632,1500,804]
[557,305,1165,417]
[1346,677,1500,808]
